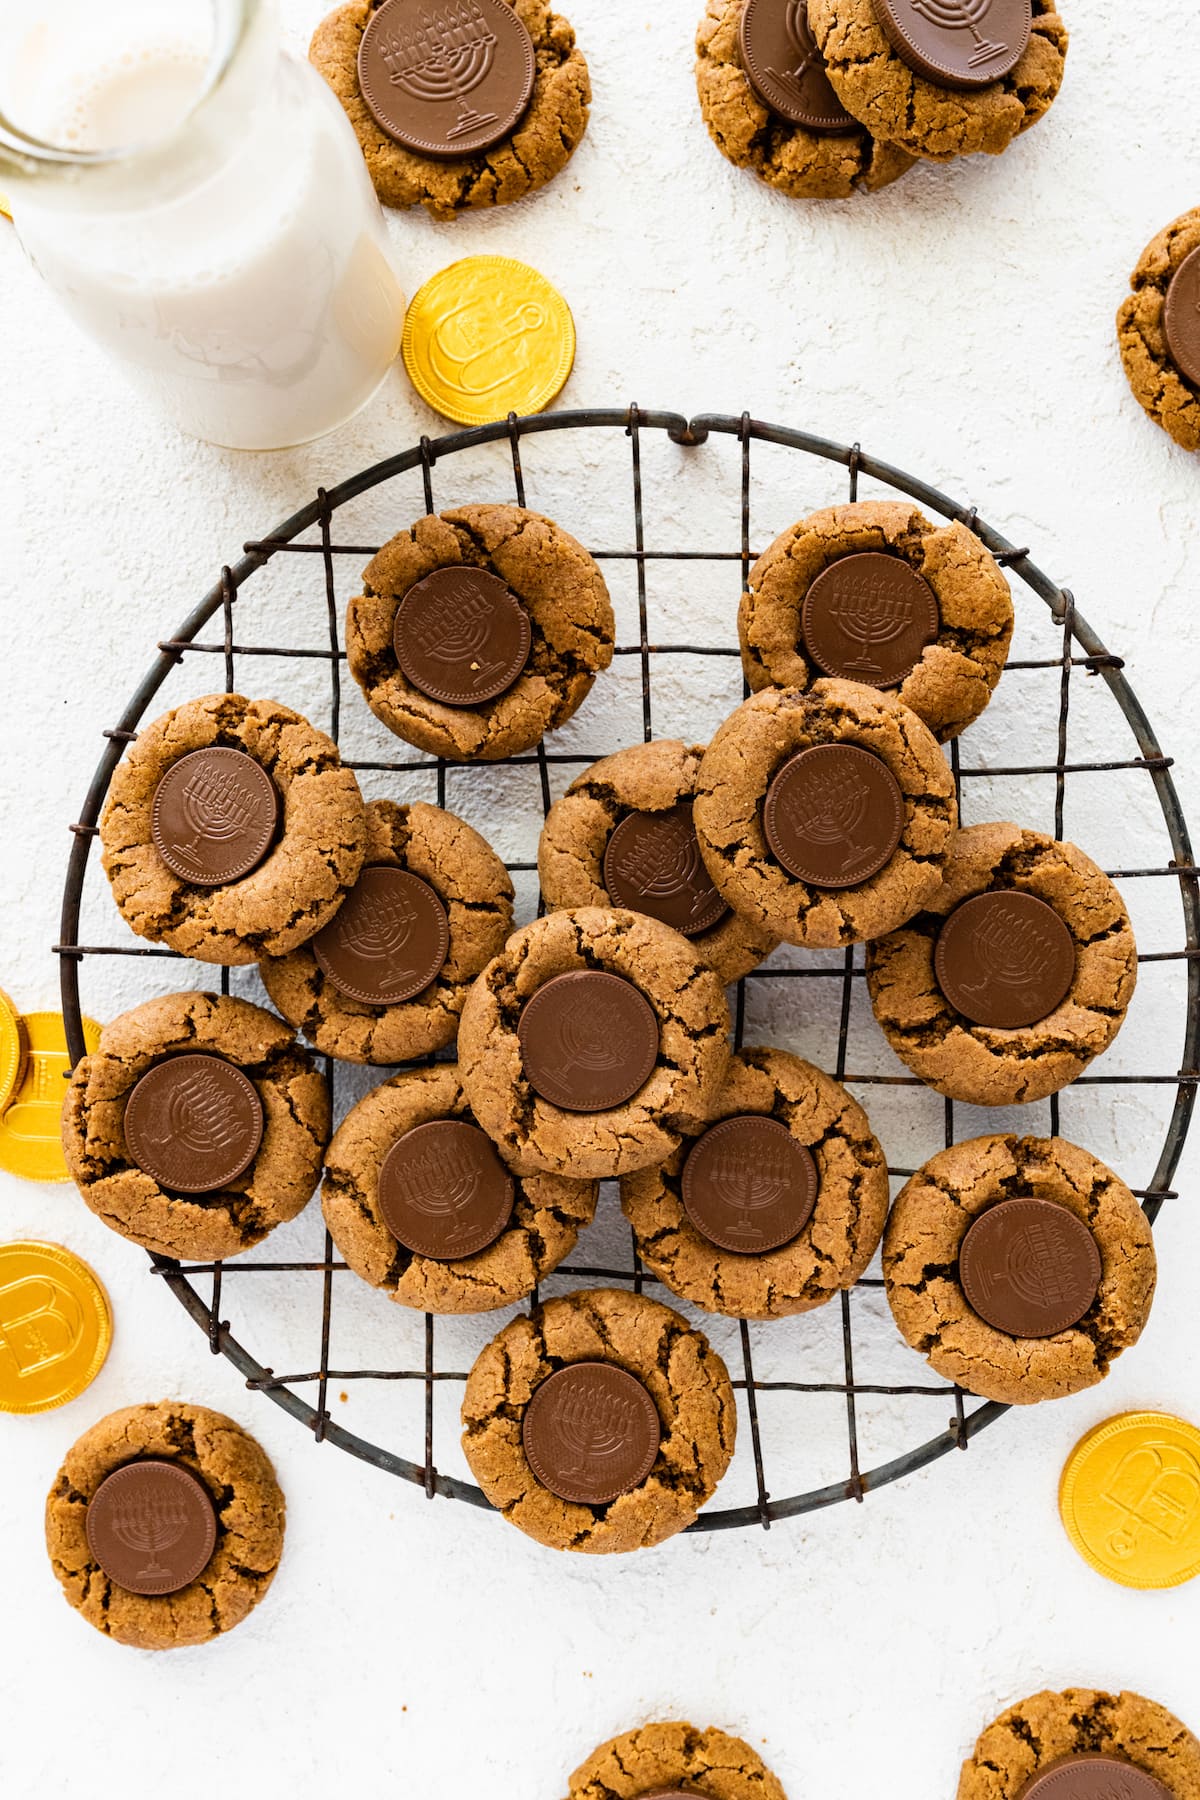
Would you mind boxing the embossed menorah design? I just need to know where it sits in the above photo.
[403,1143,482,1242]
[765,0,818,102]
[557,999,638,1073]
[179,766,255,855]
[408,578,507,688]
[111,1486,189,1581]
[782,766,871,872]
[343,883,418,960]
[617,820,710,918]
[977,1218,1073,1309]
[377,2,500,140]
[150,1069,241,1155]
[707,1142,791,1240]
[958,904,1060,1001]
[910,0,1006,70]
[553,1385,636,1474]
[829,568,913,677]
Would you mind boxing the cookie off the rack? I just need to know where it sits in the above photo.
[563,1721,788,1800]
[958,1688,1199,1799]
[1118,206,1200,453]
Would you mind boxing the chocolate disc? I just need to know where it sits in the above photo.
[801,552,940,687]
[935,890,1076,1029]
[377,1119,514,1260]
[358,0,536,160]
[738,0,857,132]
[763,743,904,889]
[151,746,279,887]
[312,866,449,1005]
[393,566,532,707]
[85,1459,217,1596]
[124,1054,264,1194]
[1019,1756,1173,1799]
[959,1198,1102,1339]
[522,1361,661,1504]
[517,970,660,1113]
[682,1115,818,1253]
[871,0,1031,89]
[1164,245,1200,389]
[602,803,729,938]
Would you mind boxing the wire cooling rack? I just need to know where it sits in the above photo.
[58,407,1200,1529]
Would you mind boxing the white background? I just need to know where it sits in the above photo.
[1,2,1199,1796]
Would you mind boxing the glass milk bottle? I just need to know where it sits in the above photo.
[0,0,406,449]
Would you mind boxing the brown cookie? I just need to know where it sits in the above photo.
[322,1063,596,1313]
[621,1047,889,1319]
[309,0,590,220]
[884,1135,1156,1405]
[457,907,732,1180]
[62,992,329,1261]
[866,822,1137,1106]
[260,800,513,1064]
[693,680,957,949]
[347,505,614,762]
[1117,207,1200,453]
[99,693,367,965]
[957,1689,1200,1800]
[739,502,1014,743]
[45,1402,285,1651]
[564,1721,789,1800]
[461,1287,736,1552]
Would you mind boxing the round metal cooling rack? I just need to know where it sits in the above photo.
[58,406,1200,1530]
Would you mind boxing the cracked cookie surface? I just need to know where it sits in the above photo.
[1117,208,1200,453]
[884,1134,1156,1405]
[62,991,329,1261]
[695,0,913,200]
[538,739,780,983]
[866,822,1137,1106]
[458,906,731,1179]
[739,502,1013,742]
[809,0,1068,161]
[309,0,590,219]
[958,1688,1200,1799]
[322,1063,596,1312]
[621,1046,888,1319]
[565,1720,787,1799]
[260,799,513,1063]
[45,1401,285,1651]
[347,505,614,761]
[694,680,957,948]
[461,1287,736,1552]
[99,692,366,965]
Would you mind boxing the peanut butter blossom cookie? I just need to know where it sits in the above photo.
[694,680,957,948]
[866,822,1137,1106]
[99,692,366,965]
[739,501,1013,742]
[884,1135,1156,1405]
[348,505,614,762]
[309,0,590,219]
[695,0,914,200]
[1118,207,1200,453]
[808,0,1067,162]
[62,992,329,1262]
[564,1721,788,1800]
[621,1046,889,1319]
[322,1063,596,1312]
[45,1402,285,1651]
[539,739,779,983]
[458,906,731,1180]
[260,800,513,1064]
[461,1287,736,1552]
[958,1688,1200,1800]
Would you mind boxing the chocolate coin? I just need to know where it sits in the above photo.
[602,803,728,938]
[959,1197,1101,1338]
[1018,1757,1172,1799]
[1164,245,1200,389]
[522,1361,661,1504]
[378,1119,514,1260]
[86,1459,217,1596]
[871,0,1031,90]
[124,1054,264,1194]
[151,746,279,887]
[402,256,575,427]
[1059,1411,1200,1591]
[738,0,857,132]
[517,970,660,1112]
[763,743,904,888]
[357,0,536,159]
[394,566,531,707]
[801,552,939,687]
[0,1241,112,1415]
[682,1115,818,1253]
[0,1011,101,1185]
[935,890,1076,1029]
[312,866,449,1005]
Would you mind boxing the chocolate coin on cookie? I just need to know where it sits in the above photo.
[959,1198,1101,1338]
[935,890,1076,1029]
[312,866,449,1005]
[517,970,660,1112]
[801,552,939,687]
[738,0,857,132]
[357,0,536,159]
[1164,246,1200,389]
[522,1361,662,1504]
[85,1459,217,1596]
[394,566,532,707]
[151,746,280,887]
[603,803,728,938]
[682,1116,818,1254]
[1018,1757,1172,1799]
[871,0,1032,90]
[124,1054,264,1194]
[378,1119,514,1260]
[763,743,904,888]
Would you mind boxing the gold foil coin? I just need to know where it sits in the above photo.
[401,256,575,426]
[0,989,28,1114]
[0,1011,101,1183]
[1059,1411,1200,1589]
[0,1241,112,1414]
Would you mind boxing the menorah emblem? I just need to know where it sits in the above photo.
[178,764,256,856]
[910,0,1006,69]
[780,765,871,872]
[974,1215,1073,1311]
[556,998,637,1074]
[827,566,914,678]
[142,1066,243,1157]
[403,1142,482,1244]
[1101,1442,1200,1562]
[341,881,418,960]
[958,905,1059,1002]
[377,2,499,141]
[705,1142,792,1241]
[615,819,711,920]
[110,1483,190,1583]
[408,576,508,689]
[550,1382,638,1476]
[764,0,818,103]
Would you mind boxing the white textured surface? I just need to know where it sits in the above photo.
[1,1,1199,1795]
